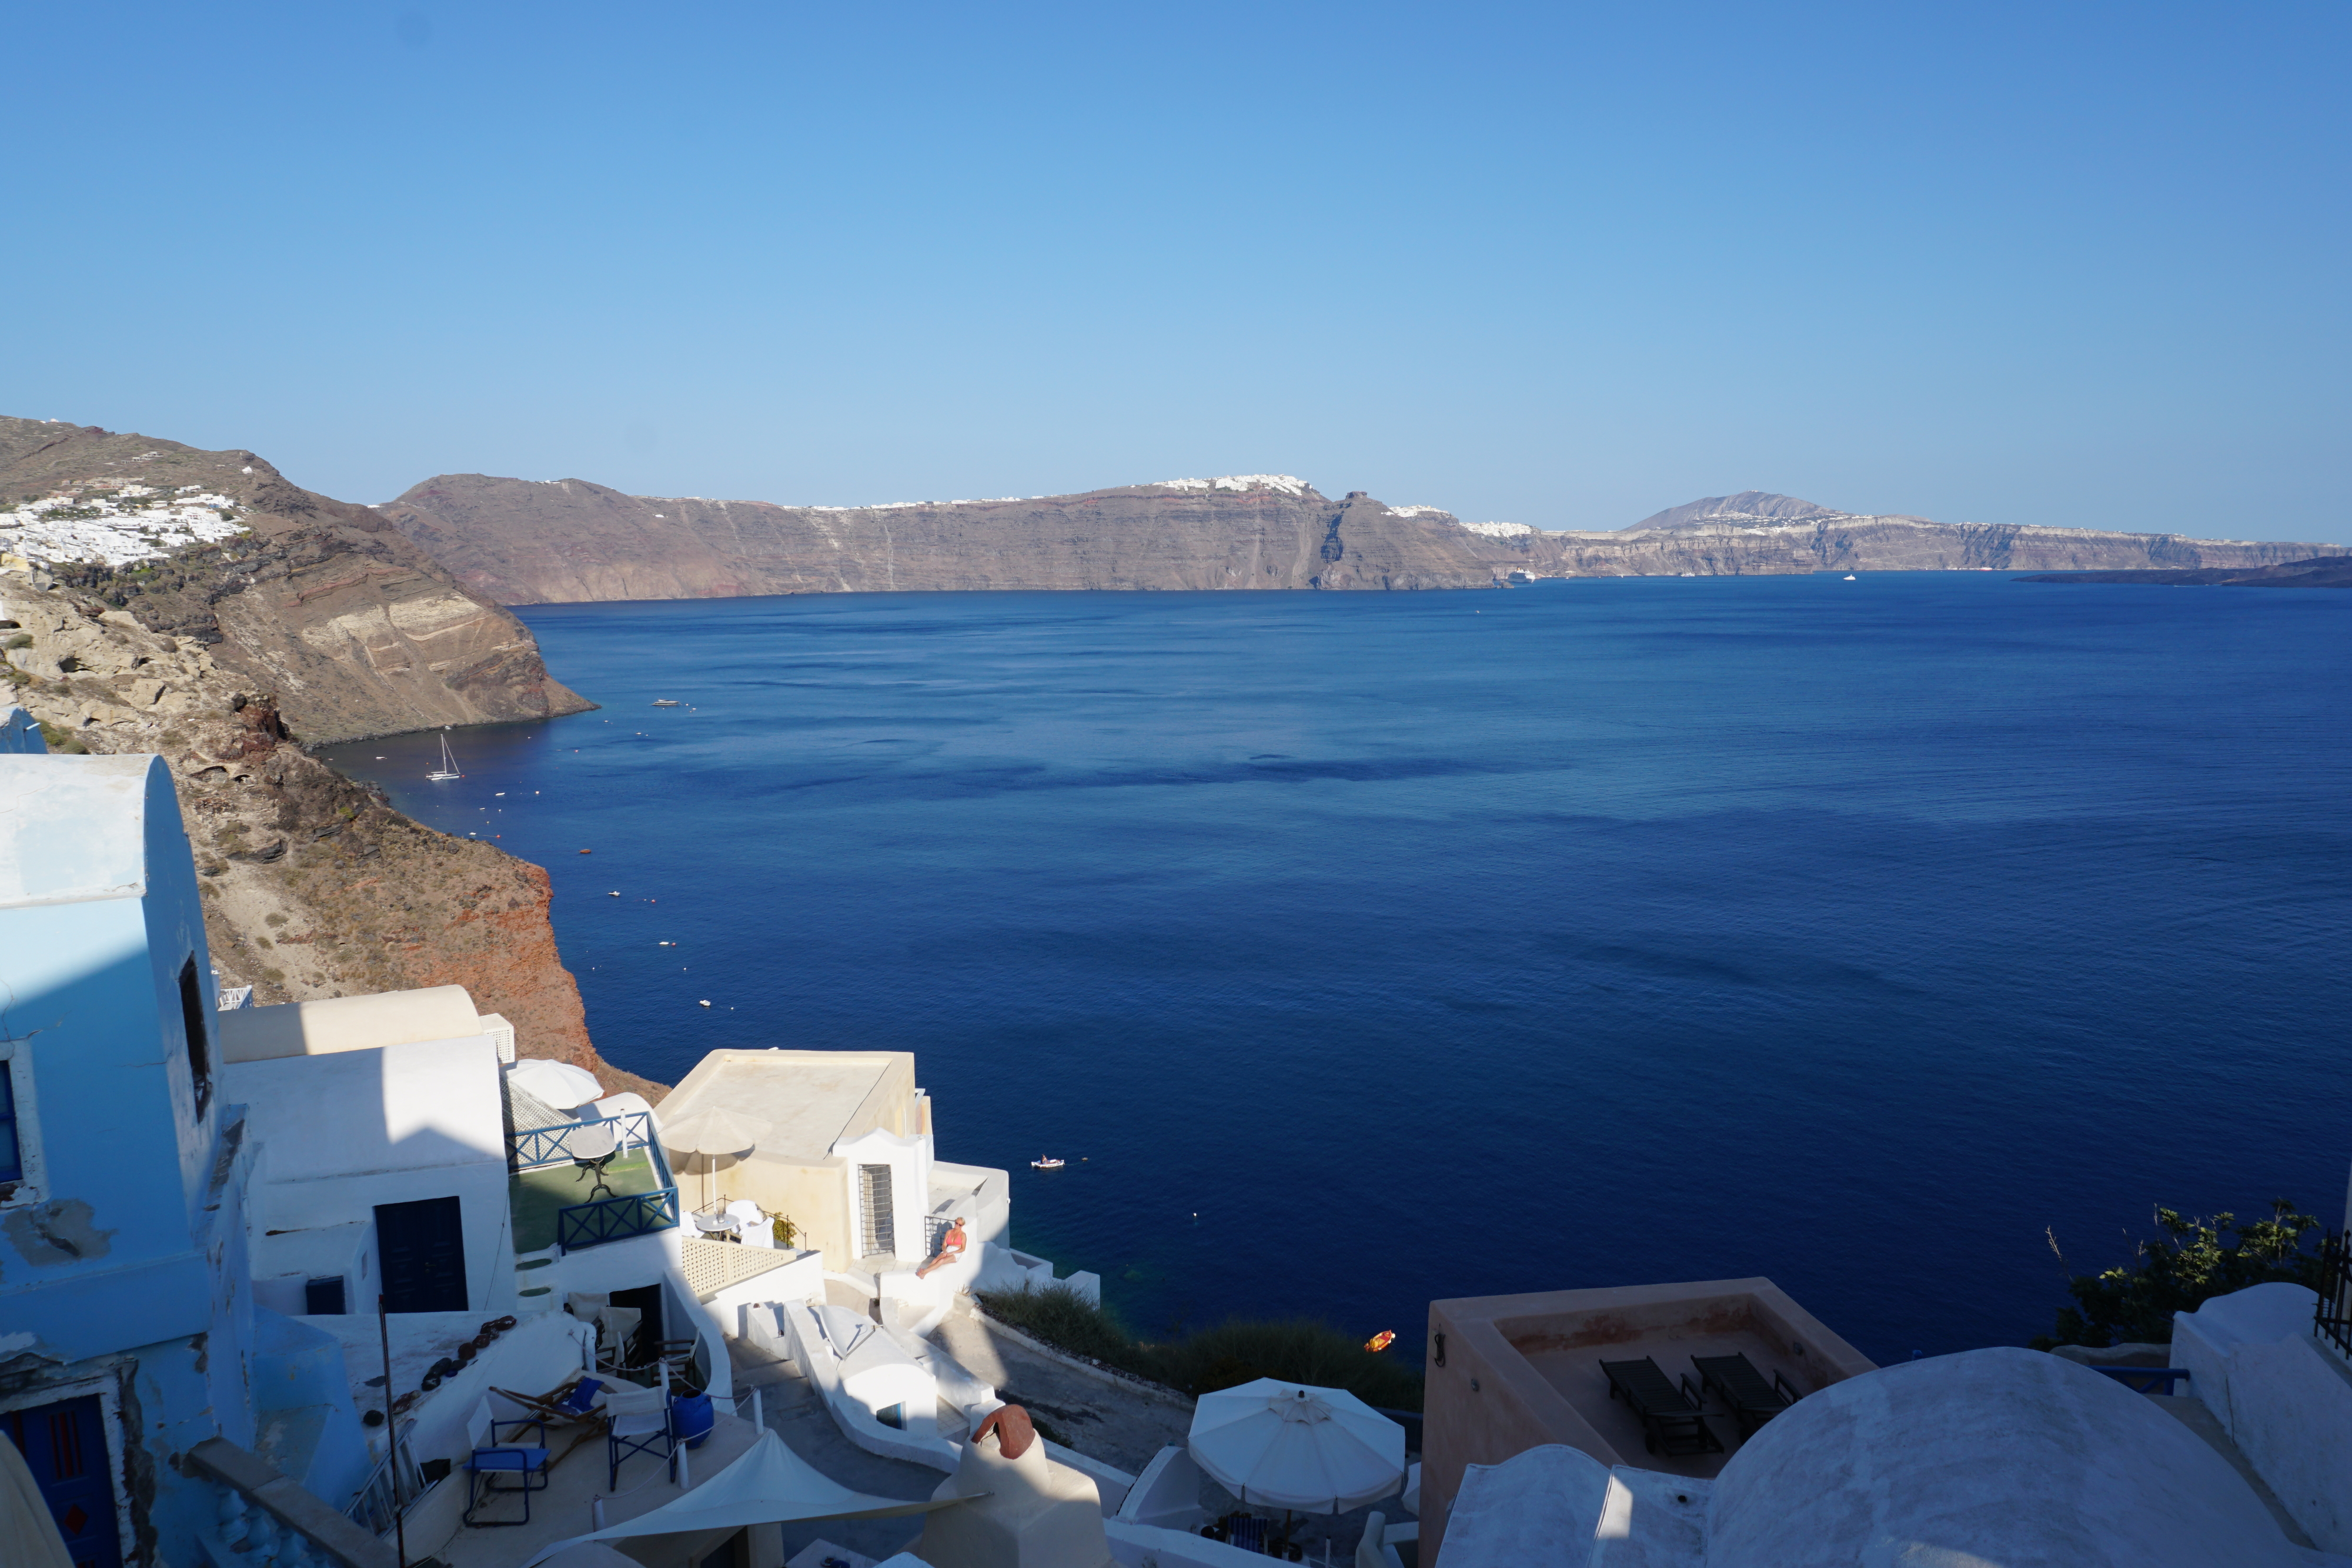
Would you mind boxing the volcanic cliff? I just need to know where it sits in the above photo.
[0,575,658,1098]
[1,417,596,744]
[383,475,2347,601]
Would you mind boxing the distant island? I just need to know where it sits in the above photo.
[378,477,2348,604]
[2018,556,2352,589]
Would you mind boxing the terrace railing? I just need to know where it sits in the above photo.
[559,1184,681,1252]
[2317,1231,2352,1360]
[510,1109,655,1172]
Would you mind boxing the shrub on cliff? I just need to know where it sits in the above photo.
[977,1282,1423,1412]
[2034,1199,2326,1348]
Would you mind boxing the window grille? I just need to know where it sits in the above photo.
[859,1164,896,1258]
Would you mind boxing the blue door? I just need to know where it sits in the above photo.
[3,1394,122,1568]
[376,1195,468,1313]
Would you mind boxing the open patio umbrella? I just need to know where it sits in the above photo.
[507,1057,605,1110]
[1188,1379,1406,1514]
[657,1108,773,1213]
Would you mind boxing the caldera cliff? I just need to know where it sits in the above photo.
[382,475,2348,600]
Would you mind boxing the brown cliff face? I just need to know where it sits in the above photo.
[385,473,2348,599]
[0,576,661,1099]
[381,475,1513,599]
[1,417,597,743]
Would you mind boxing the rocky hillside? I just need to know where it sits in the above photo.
[384,473,2347,599]
[1,418,596,744]
[0,576,660,1099]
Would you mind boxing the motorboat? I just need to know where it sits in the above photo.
[652,699,680,707]
[1844,574,1857,580]
[1031,1157,1065,1170]
[426,732,463,781]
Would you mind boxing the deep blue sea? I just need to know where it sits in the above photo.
[320,575,2352,1366]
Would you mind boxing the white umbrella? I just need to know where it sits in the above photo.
[657,1108,773,1213]
[1188,1379,1406,1514]
[507,1057,605,1109]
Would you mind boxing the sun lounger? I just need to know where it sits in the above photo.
[1686,1353,1802,1437]
[1599,1357,1722,1457]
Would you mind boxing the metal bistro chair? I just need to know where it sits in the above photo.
[462,1398,551,1526]
[605,1383,676,1489]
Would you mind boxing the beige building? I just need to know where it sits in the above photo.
[659,1048,1008,1276]
[1420,1278,1875,1561]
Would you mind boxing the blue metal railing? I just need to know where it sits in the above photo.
[510,1110,654,1172]
[559,1185,681,1252]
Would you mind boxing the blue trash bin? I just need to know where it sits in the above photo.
[670,1392,716,1450]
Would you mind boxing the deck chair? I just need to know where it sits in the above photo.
[1599,1357,1722,1457]
[606,1383,676,1489]
[1687,1353,1802,1438]
[462,1398,551,1526]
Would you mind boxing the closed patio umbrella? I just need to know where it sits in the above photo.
[657,1108,773,1213]
[1188,1379,1405,1514]
[507,1057,606,1110]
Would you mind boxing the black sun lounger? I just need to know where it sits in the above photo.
[1599,1357,1723,1457]
[1688,1353,1803,1437]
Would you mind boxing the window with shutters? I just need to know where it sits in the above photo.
[858,1164,896,1258]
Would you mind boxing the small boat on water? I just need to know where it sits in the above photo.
[1031,1157,1065,1170]
[652,699,680,707]
[426,733,463,781]
[1844,574,1857,580]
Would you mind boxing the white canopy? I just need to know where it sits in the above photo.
[520,1430,958,1566]
[1187,1379,1405,1514]
[507,1057,606,1109]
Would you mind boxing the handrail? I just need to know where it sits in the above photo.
[510,1110,653,1172]
[558,1184,680,1252]
[2316,1230,2352,1360]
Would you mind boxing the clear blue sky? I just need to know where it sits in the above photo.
[8,3,2347,537]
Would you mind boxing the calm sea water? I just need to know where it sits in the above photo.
[320,575,2352,1365]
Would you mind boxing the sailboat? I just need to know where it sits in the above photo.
[427,731,463,781]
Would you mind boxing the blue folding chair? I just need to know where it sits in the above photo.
[463,1399,551,1526]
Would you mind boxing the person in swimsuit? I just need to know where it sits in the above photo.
[917,1216,968,1278]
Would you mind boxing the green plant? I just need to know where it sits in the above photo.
[977,1283,1424,1411]
[2035,1199,2325,1349]
[35,720,86,754]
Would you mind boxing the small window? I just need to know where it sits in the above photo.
[304,1276,348,1315]
[177,959,212,1116]
[0,1062,21,1184]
